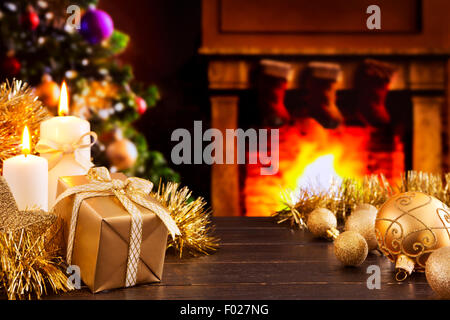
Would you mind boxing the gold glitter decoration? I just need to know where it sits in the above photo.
[345,204,378,250]
[0,177,19,223]
[0,79,50,172]
[153,182,219,257]
[0,177,56,239]
[334,231,368,266]
[425,246,450,299]
[0,176,72,300]
[306,207,339,239]
[1,209,55,237]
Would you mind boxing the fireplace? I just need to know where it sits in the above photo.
[243,122,406,217]
[202,0,450,216]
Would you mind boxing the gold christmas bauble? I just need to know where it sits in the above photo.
[334,231,368,266]
[307,208,338,239]
[106,138,138,171]
[425,246,450,299]
[35,75,60,108]
[345,203,378,250]
[375,192,450,281]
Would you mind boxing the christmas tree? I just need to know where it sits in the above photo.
[0,0,179,184]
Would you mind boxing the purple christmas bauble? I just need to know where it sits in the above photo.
[80,9,114,45]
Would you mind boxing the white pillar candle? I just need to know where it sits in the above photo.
[40,116,91,207]
[39,82,92,208]
[3,127,48,211]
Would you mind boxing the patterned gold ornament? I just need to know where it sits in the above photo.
[345,203,378,250]
[306,208,339,239]
[334,231,368,266]
[425,246,450,299]
[375,192,450,281]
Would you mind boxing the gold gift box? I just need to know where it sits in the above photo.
[54,173,168,293]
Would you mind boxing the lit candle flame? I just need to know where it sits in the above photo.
[58,81,69,116]
[22,126,31,156]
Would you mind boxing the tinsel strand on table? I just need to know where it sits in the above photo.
[0,177,72,300]
[153,182,219,257]
[399,171,450,204]
[0,230,72,300]
[0,79,50,171]
[273,171,450,229]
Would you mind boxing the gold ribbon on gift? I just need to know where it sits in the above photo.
[52,167,181,287]
[36,132,98,170]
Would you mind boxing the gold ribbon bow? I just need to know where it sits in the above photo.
[36,132,98,170]
[52,167,180,287]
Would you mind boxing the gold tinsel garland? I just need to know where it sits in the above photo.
[153,182,219,257]
[0,80,50,171]
[273,171,450,229]
[0,231,72,300]
[0,177,72,300]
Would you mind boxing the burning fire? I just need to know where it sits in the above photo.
[278,121,369,202]
[244,119,403,216]
[295,154,341,191]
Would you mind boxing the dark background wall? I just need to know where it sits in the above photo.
[99,0,211,200]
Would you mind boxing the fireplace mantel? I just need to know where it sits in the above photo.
[202,0,450,54]
[200,48,450,57]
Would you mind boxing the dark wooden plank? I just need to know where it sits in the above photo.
[214,228,319,245]
[160,260,428,286]
[211,217,327,245]
[165,243,324,263]
[212,217,285,229]
[44,217,435,300]
[166,242,382,264]
[49,282,435,300]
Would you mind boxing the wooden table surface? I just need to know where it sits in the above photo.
[49,217,436,300]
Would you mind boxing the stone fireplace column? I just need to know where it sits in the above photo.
[210,96,240,216]
[412,96,444,173]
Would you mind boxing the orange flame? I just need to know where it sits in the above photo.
[244,120,373,216]
[58,81,69,116]
[280,123,369,196]
[22,126,31,156]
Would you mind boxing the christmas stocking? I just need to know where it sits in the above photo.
[354,59,396,126]
[301,62,343,129]
[258,60,293,127]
